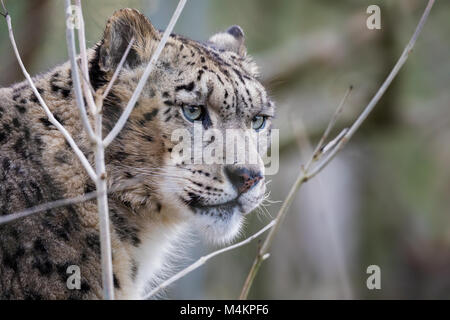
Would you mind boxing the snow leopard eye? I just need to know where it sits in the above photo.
[182,105,204,122]
[252,115,267,131]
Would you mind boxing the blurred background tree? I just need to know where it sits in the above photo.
[1,0,449,299]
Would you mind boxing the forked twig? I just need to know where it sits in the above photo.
[239,0,435,299]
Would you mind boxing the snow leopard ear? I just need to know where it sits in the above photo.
[99,8,158,72]
[208,25,247,57]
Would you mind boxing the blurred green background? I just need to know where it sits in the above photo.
[1,0,449,299]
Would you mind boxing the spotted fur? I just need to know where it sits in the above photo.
[0,9,274,299]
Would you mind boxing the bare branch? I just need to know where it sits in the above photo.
[0,177,143,226]
[103,0,187,147]
[65,0,115,300]
[0,191,97,225]
[144,220,276,299]
[239,0,435,299]
[65,0,96,142]
[74,0,97,115]
[306,0,435,181]
[308,86,352,167]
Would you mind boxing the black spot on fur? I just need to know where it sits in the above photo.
[102,91,122,133]
[60,88,71,98]
[13,138,25,155]
[143,109,158,122]
[143,135,153,142]
[33,258,53,276]
[54,152,71,164]
[110,210,141,247]
[84,183,95,194]
[3,251,18,272]
[30,93,39,103]
[113,151,128,161]
[34,239,47,253]
[80,281,91,293]
[89,45,108,90]
[2,158,10,171]
[23,127,31,140]
[197,69,204,81]
[15,104,26,113]
[85,233,101,255]
[175,81,195,92]
[131,260,138,280]
[12,118,20,128]
[39,117,52,128]
[113,274,121,289]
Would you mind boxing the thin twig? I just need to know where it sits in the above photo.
[239,0,435,299]
[101,37,135,100]
[0,178,143,225]
[76,58,97,96]
[306,0,435,181]
[144,219,276,299]
[64,0,96,142]
[308,86,352,166]
[74,0,97,115]
[103,0,187,147]
[2,1,96,181]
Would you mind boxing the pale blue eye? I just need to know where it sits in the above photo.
[252,115,266,131]
[182,105,203,122]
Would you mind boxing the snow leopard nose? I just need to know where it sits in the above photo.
[225,166,263,195]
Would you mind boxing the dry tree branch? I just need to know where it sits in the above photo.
[65,0,186,299]
[64,0,117,299]
[239,0,435,300]
[144,220,276,299]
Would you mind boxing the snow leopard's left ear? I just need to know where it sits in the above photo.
[208,25,247,57]
[99,8,158,72]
